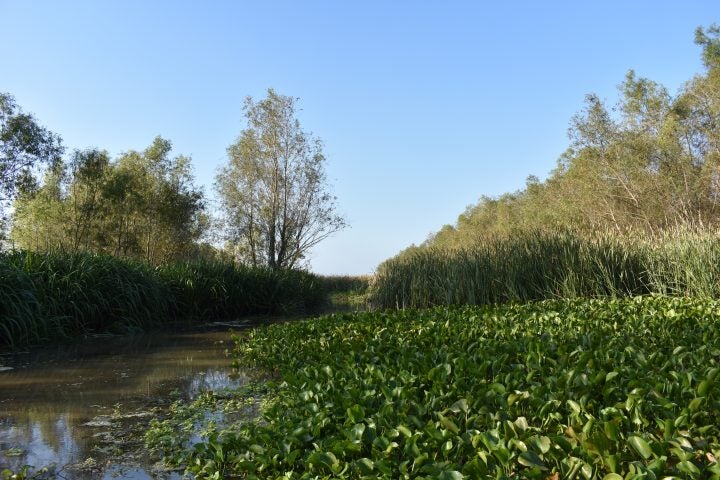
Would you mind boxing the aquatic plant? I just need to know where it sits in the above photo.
[182,296,720,478]
[0,250,326,347]
[370,230,720,309]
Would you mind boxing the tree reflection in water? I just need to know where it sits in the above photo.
[0,329,247,478]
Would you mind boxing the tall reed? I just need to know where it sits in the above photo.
[0,251,325,347]
[369,230,720,309]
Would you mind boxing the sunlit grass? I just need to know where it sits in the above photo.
[370,230,720,309]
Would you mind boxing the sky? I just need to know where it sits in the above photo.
[1,1,718,274]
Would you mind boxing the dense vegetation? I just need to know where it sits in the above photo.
[154,297,720,479]
[0,250,325,347]
[370,230,720,310]
[1,90,345,270]
[369,26,720,311]
[9,137,207,263]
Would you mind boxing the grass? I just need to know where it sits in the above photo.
[0,250,327,347]
[157,296,720,479]
[370,230,720,310]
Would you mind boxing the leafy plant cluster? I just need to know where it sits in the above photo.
[372,230,720,310]
[182,297,719,478]
[0,250,325,347]
[146,386,270,468]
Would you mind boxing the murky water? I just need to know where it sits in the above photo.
[0,326,252,479]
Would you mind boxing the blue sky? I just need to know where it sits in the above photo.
[1,1,718,274]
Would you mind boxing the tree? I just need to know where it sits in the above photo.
[0,92,63,237]
[216,89,346,269]
[11,137,206,262]
[67,148,110,250]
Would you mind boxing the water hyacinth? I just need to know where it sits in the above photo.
[182,297,720,479]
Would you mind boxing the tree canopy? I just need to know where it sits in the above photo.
[216,89,346,269]
[0,92,63,235]
[424,24,720,251]
[11,137,206,263]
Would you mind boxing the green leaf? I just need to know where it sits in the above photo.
[697,379,712,396]
[628,436,653,459]
[437,471,464,480]
[677,460,701,476]
[439,414,460,435]
[530,436,551,454]
[307,451,338,470]
[347,404,365,423]
[355,458,374,474]
[514,416,529,432]
[688,397,703,412]
[449,398,469,414]
[397,424,413,437]
[602,474,623,480]
[248,444,264,454]
[518,450,546,469]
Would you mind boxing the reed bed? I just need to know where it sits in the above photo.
[370,230,720,309]
[0,250,324,347]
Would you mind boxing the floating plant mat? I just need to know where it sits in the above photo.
[178,297,720,479]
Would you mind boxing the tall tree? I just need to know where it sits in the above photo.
[216,89,346,269]
[0,92,63,237]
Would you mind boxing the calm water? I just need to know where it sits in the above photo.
[0,327,252,479]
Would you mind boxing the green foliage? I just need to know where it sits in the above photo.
[0,250,325,347]
[184,297,720,478]
[320,275,372,312]
[371,230,720,310]
[425,26,720,250]
[146,384,273,468]
[216,88,346,269]
[0,92,63,207]
[157,260,325,319]
[0,250,171,346]
[10,137,205,263]
[1,465,50,479]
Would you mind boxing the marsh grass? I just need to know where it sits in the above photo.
[0,251,325,347]
[370,229,720,309]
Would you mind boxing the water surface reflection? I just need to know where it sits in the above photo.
[0,329,247,478]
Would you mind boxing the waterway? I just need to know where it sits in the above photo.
[0,325,254,479]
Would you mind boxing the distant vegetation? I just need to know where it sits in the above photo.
[0,89,344,270]
[0,89,350,347]
[370,229,720,309]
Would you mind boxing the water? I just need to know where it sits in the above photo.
[0,327,251,479]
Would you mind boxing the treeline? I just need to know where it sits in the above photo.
[0,250,325,347]
[426,26,720,250]
[10,137,207,264]
[0,89,345,269]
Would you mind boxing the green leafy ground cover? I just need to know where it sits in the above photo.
[172,296,720,479]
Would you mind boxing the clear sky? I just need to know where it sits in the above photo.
[1,1,718,274]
